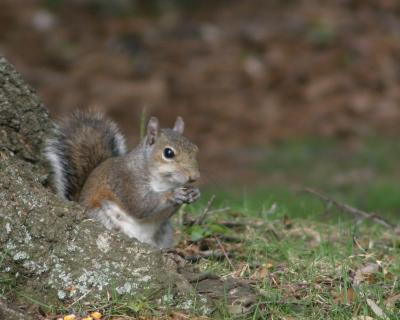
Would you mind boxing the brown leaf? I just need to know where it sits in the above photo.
[384,293,400,309]
[283,215,293,229]
[333,287,357,304]
[250,263,273,281]
[353,263,381,286]
[169,312,190,320]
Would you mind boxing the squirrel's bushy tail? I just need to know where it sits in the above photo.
[45,111,126,201]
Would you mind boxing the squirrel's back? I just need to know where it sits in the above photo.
[45,111,126,201]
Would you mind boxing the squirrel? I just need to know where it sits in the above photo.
[44,111,200,248]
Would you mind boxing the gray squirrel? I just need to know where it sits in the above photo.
[45,111,200,248]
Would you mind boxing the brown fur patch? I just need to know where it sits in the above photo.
[89,186,119,208]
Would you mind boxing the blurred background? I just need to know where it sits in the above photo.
[2,0,400,216]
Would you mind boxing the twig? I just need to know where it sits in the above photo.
[194,195,216,225]
[214,236,235,270]
[184,272,220,283]
[216,234,242,243]
[302,188,395,230]
[353,236,367,252]
[67,289,92,307]
[218,220,247,228]
[184,207,230,226]
[206,207,230,215]
[184,250,225,263]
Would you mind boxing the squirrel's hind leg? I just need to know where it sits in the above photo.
[88,201,163,248]
[154,220,174,249]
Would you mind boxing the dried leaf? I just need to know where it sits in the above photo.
[269,273,281,287]
[353,263,380,286]
[383,270,394,282]
[232,262,250,278]
[384,293,400,309]
[169,312,190,320]
[250,263,273,281]
[366,299,389,320]
[283,214,293,229]
[352,317,374,320]
[333,287,356,304]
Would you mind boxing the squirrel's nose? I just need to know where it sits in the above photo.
[188,171,200,183]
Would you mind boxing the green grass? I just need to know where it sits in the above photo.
[182,137,400,319]
[195,137,400,219]
[182,207,399,319]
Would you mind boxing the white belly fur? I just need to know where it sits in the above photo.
[91,201,163,247]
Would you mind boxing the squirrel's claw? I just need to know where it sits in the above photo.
[171,186,200,205]
[186,186,201,203]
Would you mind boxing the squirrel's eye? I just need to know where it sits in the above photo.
[163,147,175,159]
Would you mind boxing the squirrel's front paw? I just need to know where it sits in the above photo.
[171,186,200,205]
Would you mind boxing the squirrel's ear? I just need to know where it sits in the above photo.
[146,116,159,145]
[173,116,184,134]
